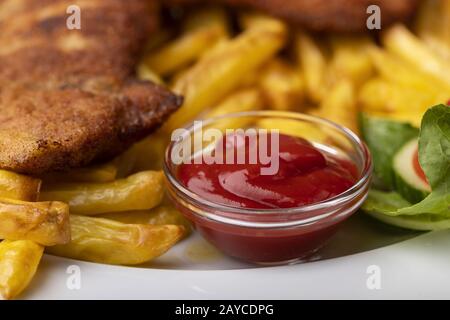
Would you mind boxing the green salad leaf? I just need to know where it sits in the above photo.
[361,104,450,229]
[360,113,418,189]
[363,190,411,212]
[364,190,450,231]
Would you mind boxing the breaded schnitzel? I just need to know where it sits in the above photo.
[0,0,182,175]
[166,0,419,32]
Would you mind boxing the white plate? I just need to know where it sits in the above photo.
[23,213,450,299]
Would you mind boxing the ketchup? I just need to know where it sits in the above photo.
[178,133,358,209]
[170,132,365,264]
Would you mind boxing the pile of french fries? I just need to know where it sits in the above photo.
[141,1,449,136]
[0,148,188,299]
[1,0,449,300]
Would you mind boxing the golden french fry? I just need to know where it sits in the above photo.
[294,30,328,103]
[40,171,164,215]
[118,134,168,174]
[0,198,70,246]
[206,88,262,117]
[358,78,448,115]
[367,46,450,93]
[143,7,229,76]
[422,34,450,61]
[136,63,164,85]
[259,59,304,111]
[328,35,374,87]
[47,215,185,265]
[317,80,358,133]
[165,15,287,131]
[256,118,328,143]
[358,78,393,113]
[0,240,43,300]
[42,161,118,183]
[99,205,192,232]
[132,136,167,172]
[238,70,260,87]
[0,170,41,202]
[382,24,450,86]
[202,88,263,132]
[0,171,45,300]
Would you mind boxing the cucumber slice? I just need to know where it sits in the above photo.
[393,138,430,203]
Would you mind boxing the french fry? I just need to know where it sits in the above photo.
[0,240,43,300]
[0,198,70,246]
[0,170,41,202]
[137,63,164,85]
[328,35,374,87]
[206,88,262,117]
[0,172,44,300]
[202,88,263,132]
[117,133,168,174]
[422,34,450,61]
[131,136,167,172]
[143,7,229,76]
[238,70,260,87]
[257,118,328,143]
[46,215,185,265]
[359,78,448,115]
[165,15,287,131]
[98,205,192,232]
[259,59,304,111]
[382,24,450,86]
[367,46,450,93]
[294,30,328,103]
[40,171,164,215]
[317,80,358,133]
[42,162,118,183]
[358,78,392,113]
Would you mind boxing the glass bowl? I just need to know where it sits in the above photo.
[164,111,372,265]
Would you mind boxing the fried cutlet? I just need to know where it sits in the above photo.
[0,0,182,175]
[166,0,419,32]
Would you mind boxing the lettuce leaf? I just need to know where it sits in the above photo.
[359,113,418,189]
[397,105,450,216]
[362,105,450,227]
[363,190,450,230]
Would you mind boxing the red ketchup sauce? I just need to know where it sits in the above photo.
[175,133,360,264]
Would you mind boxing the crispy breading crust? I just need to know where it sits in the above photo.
[0,81,182,175]
[0,0,182,175]
[0,0,158,82]
[165,0,419,32]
